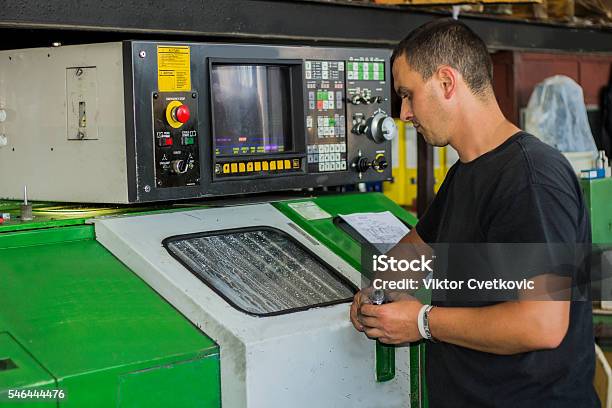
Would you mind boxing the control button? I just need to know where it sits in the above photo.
[231,163,238,173]
[284,160,291,169]
[318,162,325,172]
[292,159,300,168]
[317,100,323,110]
[270,161,277,171]
[165,101,189,129]
[238,163,246,173]
[174,104,190,123]
[182,136,195,145]
[277,160,284,170]
[262,161,269,171]
[247,162,254,172]
[171,159,188,174]
[159,137,173,146]
[254,161,261,171]
[223,163,230,174]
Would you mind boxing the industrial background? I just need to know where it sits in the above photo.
[0,0,611,407]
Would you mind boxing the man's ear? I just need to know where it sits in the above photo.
[436,65,457,99]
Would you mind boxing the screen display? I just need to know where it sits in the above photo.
[211,65,293,157]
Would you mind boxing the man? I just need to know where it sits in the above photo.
[350,19,598,407]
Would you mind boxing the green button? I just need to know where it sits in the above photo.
[347,62,354,71]
[183,136,195,145]
[330,119,336,125]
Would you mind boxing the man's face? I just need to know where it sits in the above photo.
[392,55,449,147]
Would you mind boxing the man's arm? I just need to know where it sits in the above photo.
[427,299,570,354]
[353,229,571,355]
[358,281,570,355]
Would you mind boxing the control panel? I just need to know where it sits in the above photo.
[345,61,395,177]
[305,60,348,173]
[0,41,397,203]
[152,92,200,188]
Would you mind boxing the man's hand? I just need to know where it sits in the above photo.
[359,296,424,344]
[350,291,366,332]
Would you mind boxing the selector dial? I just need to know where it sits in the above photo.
[171,159,189,174]
[366,112,397,143]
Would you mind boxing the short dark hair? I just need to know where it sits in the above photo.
[392,18,493,96]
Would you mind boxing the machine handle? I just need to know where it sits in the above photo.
[376,341,395,382]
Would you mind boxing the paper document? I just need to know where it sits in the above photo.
[339,211,410,253]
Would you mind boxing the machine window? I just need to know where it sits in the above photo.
[164,227,356,316]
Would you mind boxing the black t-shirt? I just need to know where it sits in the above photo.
[416,132,599,408]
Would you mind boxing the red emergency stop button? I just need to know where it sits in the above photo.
[165,100,190,128]
[174,104,190,124]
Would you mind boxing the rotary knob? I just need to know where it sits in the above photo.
[365,112,397,144]
[171,159,189,174]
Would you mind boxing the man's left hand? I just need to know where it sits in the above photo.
[359,297,424,344]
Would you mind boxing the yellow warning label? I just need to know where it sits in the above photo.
[157,46,191,92]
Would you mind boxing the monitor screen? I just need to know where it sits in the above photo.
[211,64,293,157]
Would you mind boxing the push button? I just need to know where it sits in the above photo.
[182,136,195,145]
[159,137,173,146]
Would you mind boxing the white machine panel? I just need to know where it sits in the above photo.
[93,203,410,407]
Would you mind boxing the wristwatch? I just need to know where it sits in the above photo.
[423,305,437,342]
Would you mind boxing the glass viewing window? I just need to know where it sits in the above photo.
[164,228,355,316]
